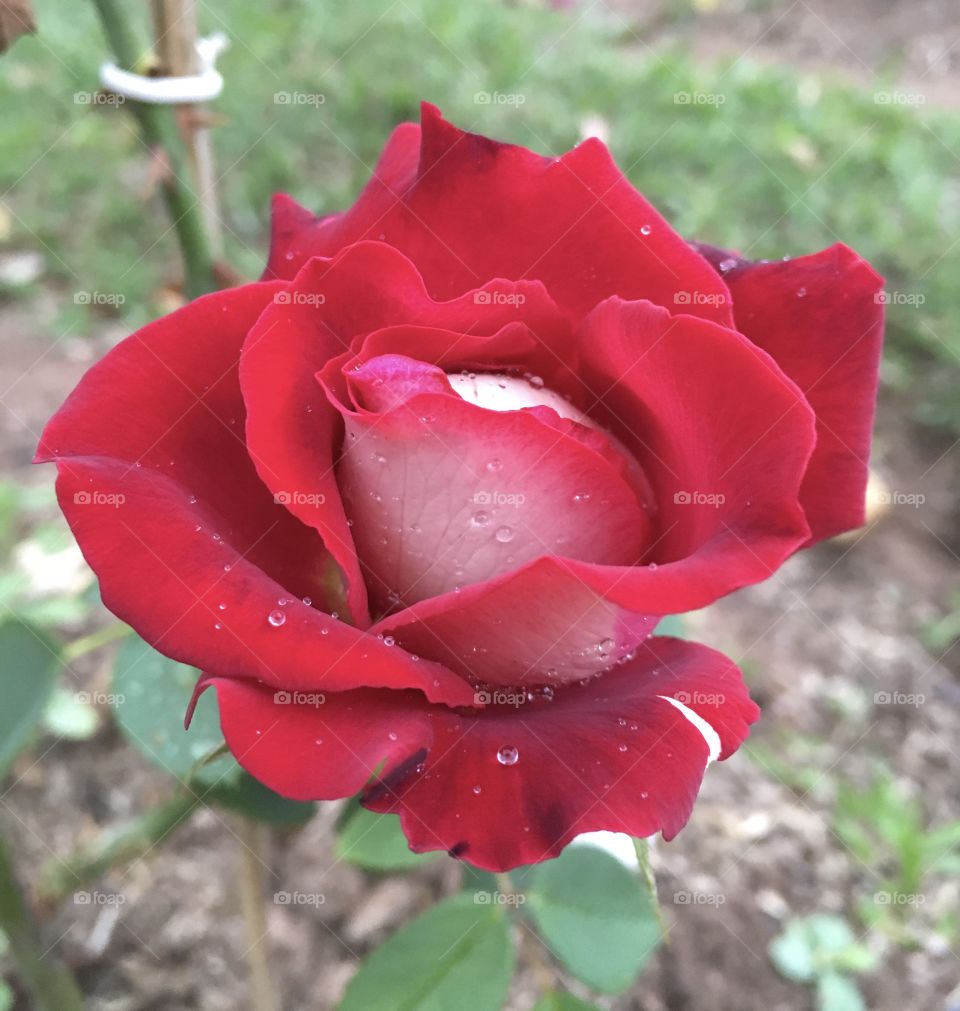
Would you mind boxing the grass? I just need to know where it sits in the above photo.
[2,0,959,430]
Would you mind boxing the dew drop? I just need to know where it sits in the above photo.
[797,286,808,299]
[302,596,312,606]
[526,374,545,389]
[471,510,490,527]
[648,561,658,571]
[383,635,396,647]
[388,732,398,741]
[572,492,591,504]
[541,686,555,701]
[640,791,649,799]
[267,609,286,627]
[485,458,503,473]
[640,224,653,236]
[213,622,223,631]
[472,785,482,794]
[618,743,628,753]
[496,745,519,766]
[495,526,514,543]
[218,602,227,611]
[188,494,198,504]
[719,257,738,274]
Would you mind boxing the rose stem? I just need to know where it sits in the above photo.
[87,0,218,299]
[235,816,278,1011]
[0,829,86,1009]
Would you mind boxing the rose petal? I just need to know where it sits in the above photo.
[364,636,759,871]
[37,284,474,706]
[264,104,734,327]
[206,676,434,800]
[242,241,568,627]
[330,355,654,627]
[693,241,884,542]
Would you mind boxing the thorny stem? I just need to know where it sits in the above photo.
[88,0,218,298]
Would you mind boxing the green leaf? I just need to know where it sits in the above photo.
[338,893,514,1011]
[769,920,816,982]
[211,770,316,826]
[337,807,437,870]
[0,619,61,776]
[112,634,225,782]
[43,686,100,740]
[0,978,13,1011]
[816,971,866,1011]
[532,993,603,1011]
[526,845,661,993]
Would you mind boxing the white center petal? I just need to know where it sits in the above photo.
[657,695,722,764]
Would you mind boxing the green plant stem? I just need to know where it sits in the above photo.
[36,788,201,909]
[634,838,668,942]
[88,0,217,299]
[236,817,278,1011]
[0,832,86,1010]
[61,623,132,664]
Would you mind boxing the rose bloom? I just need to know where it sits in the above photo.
[39,105,883,870]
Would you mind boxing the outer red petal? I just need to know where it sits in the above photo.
[206,677,434,800]
[264,104,734,327]
[36,284,474,707]
[572,296,816,610]
[364,637,759,872]
[692,241,884,542]
[241,241,568,626]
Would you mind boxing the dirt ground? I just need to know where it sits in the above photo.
[2,3,960,1010]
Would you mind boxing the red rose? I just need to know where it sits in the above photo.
[38,105,883,871]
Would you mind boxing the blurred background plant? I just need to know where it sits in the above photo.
[1,1,958,1009]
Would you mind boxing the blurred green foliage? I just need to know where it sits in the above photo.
[1,0,958,427]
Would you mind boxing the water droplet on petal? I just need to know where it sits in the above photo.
[618,743,628,752]
[640,224,653,236]
[495,526,514,543]
[497,745,519,766]
[573,492,591,504]
[388,732,398,741]
[383,635,396,647]
[486,458,503,473]
[471,511,490,527]
[797,286,807,298]
[719,257,738,273]
[188,494,198,504]
[472,785,482,794]
[302,596,312,606]
[267,609,286,627]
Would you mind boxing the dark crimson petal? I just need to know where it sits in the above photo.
[36,285,474,706]
[206,677,434,800]
[331,357,654,637]
[264,104,734,327]
[241,241,568,626]
[570,296,817,610]
[693,241,884,543]
[363,637,759,872]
